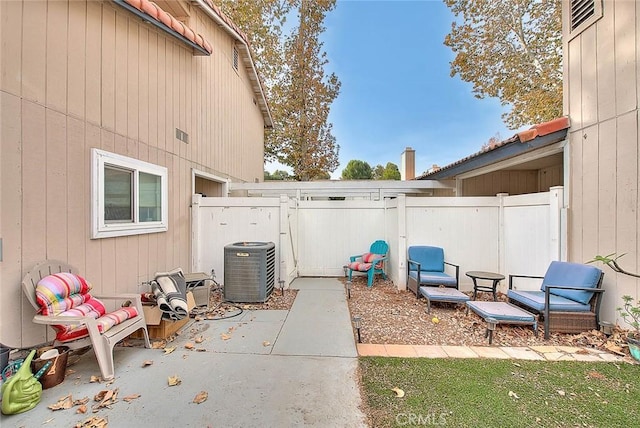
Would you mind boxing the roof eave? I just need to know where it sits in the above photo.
[419,128,568,180]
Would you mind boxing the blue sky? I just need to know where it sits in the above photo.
[269,0,525,179]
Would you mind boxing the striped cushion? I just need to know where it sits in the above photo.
[56,307,139,343]
[36,273,93,315]
[347,261,373,272]
[36,273,138,342]
[361,253,384,269]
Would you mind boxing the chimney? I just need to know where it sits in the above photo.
[401,147,415,180]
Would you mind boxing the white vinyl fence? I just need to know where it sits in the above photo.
[191,187,565,293]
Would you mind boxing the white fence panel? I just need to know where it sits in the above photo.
[191,189,563,293]
[405,197,500,292]
[295,200,386,276]
[502,191,559,291]
[192,195,282,285]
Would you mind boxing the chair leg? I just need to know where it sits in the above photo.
[367,270,374,287]
[140,325,151,349]
[92,336,116,381]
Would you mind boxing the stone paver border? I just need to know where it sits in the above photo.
[356,344,625,362]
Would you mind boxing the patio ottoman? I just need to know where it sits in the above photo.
[466,301,538,344]
[419,286,470,314]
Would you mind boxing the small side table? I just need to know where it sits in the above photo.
[466,271,505,301]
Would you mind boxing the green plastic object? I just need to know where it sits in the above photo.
[1,350,42,415]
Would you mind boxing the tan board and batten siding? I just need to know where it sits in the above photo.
[563,0,639,323]
[0,0,268,347]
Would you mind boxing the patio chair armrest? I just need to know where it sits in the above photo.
[349,253,364,263]
[33,314,97,326]
[407,259,421,271]
[544,285,606,293]
[444,261,460,284]
[508,274,544,289]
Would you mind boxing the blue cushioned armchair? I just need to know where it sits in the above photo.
[508,261,605,339]
[407,246,459,297]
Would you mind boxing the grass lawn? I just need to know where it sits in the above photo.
[359,357,639,427]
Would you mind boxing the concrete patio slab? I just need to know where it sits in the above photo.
[1,278,366,428]
[271,281,357,358]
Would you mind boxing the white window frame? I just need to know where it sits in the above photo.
[91,149,168,239]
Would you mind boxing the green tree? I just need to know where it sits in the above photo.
[274,0,341,181]
[264,169,292,180]
[221,1,340,180]
[444,0,562,129]
[372,164,385,180]
[381,162,401,180]
[342,160,372,180]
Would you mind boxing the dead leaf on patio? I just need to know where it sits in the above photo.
[123,394,141,402]
[195,336,204,344]
[196,348,207,352]
[508,391,520,399]
[142,360,154,367]
[263,341,271,347]
[391,387,405,398]
[90,375,101,383]
[193,391,208,404]
[74,397,90,406]
[74,416,109,428]
[92,389,119,413]
[48,394,74,410]
[164,346,176,354]
[185,342,195,349]
[168,375,181,386]
[77,404,87,414]
[221,333,231,340]
[151,340,166,349]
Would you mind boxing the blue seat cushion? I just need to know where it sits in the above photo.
[408,246,444,272]
[419,286,469,303]
[540,261,602,304]
[409,270,457,287]
[507,290,591,312]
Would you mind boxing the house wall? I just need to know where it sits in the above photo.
[563,0,640,323]
[0,0,266,347]
[461,167,563,197]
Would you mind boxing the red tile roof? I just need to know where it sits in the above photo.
[124,0,213,54]
[416,117,570,179]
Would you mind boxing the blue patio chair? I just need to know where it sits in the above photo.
[407,246,459,297]
[347,240,389,287]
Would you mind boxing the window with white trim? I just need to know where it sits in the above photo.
[91,149,168,239]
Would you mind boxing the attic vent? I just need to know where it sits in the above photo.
[233,46,239,70]
[569,0,602,38]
